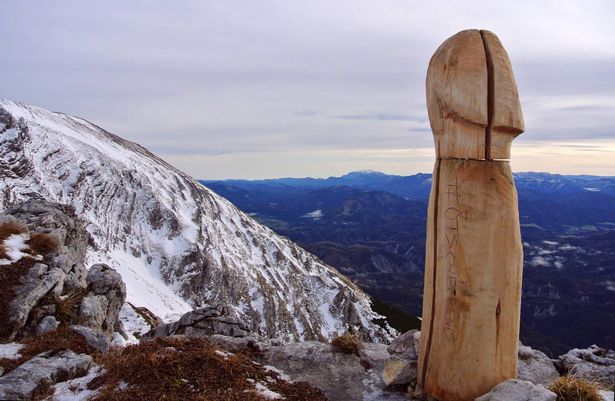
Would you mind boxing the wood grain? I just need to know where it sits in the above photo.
[418,30,525,401]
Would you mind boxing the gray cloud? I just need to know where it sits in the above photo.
[1,0,614,178]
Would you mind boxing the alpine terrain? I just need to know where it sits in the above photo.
[0,99,391,343]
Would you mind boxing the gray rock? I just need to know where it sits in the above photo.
[206,334,406,400]
[261,340,406,401]
[382,329,419,387]
[69,325,110,354]
[475,379,556,401]
[383,356,416,386]
[80,264,126,338]
[7,199,89,292]
[143,306,250,339]
[35,315,60,336]
[0,350,93,400]
[517,344,560,386]
[79,295,109,331]
[387,329,419,359]
[556,345,615,387]
[8,263,65,341]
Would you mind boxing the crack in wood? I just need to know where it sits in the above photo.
[480,30,495,161]
[419,158,442,386]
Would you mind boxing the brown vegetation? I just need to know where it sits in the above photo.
[0,220,28,241]
[27,232,59,256]
[330,332,363,355]
[0,242,7,260]
[90,336,327,401]
[549,376,603,401]
[55,288,87,324]
[0,327,93,374]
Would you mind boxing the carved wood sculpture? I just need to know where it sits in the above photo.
[417,30,525,401]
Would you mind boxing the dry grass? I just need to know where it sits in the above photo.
[549,376,603,401]
[0,242,7,260]
[0,327,94,374]
[55,288,87,324]
[27,232,59,256]
[0,220,28,242]
[330,333,363,355]
[90,337,327,401]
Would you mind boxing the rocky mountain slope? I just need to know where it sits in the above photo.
[0,99,391,342]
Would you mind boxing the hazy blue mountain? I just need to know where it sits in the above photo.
[202,171,615,200]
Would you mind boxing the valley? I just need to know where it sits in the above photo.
[203,171,615,355]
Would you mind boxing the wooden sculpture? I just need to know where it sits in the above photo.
[417,30,524,401]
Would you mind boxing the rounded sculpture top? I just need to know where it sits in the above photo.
[426,29,524,160]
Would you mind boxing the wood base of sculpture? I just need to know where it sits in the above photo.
[417,158,523,401]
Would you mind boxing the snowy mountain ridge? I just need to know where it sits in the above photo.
[0,99,391,342]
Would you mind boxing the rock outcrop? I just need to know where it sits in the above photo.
[79,264,126,337]
[0,350,93,400]
[143,306,250,339]
[1,200,126,343]
[556,345,615,388]
[517,344,560,386]
[208,335,407,401]
[474,379,556,401]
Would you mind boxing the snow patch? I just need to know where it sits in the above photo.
[87,250,191,322]
[530,256,550,267]
[119,303,153,341]
[0,233,30,265]
[0,342,24,359]
[49,366,103,401]
[301,209,323,220]
[254,382,285,399]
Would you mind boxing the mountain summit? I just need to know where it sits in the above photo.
[0,99,391,342]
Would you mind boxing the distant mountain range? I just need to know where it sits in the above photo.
[202,170,615,355]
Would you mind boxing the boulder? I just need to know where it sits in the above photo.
[35,315,60,336]
[8,263,65,340]
[382,329,419,387]
[143,306,250,339]
[69,325,110,354]
[517,344,560,386]
[383,356,416,386]
[387,329,419,359]
[80,264,126,338]
[475,379,556,401]
[556,345,615,388]
[0,350,93,400]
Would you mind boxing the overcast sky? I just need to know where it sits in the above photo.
[1,1,614,178]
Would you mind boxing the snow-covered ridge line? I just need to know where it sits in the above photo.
[0,98,392,342]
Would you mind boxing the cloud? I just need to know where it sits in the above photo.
[1,0,614,178]
[334,112,427,122]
